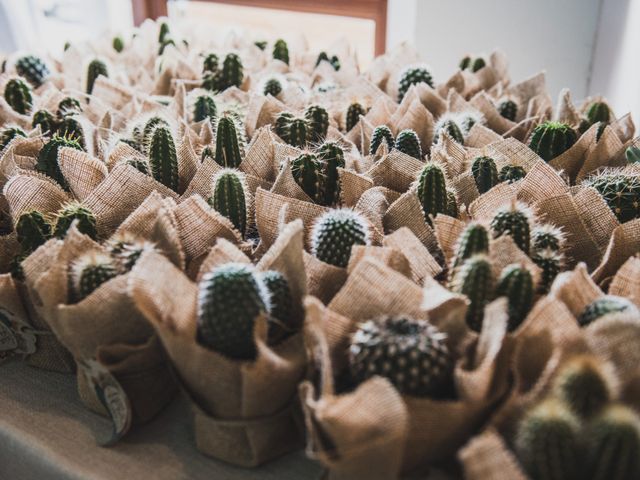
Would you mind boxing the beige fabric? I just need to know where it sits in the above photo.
[609,256,640,308]
[592,219,640,287]
[383,227,443,283]
[57,147,108,201]
[384,189,440,253]
[366,151,423,193]
[3,172,70,218]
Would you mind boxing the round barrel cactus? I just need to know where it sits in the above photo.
[71,252,119,301]
[53,202,97,240]
[4,78,32,114]
[471,156,499,194]
[398,65,434,102]
[210,168,247,236]
[395,129,422,159]
[36,133,83,189]
[311,209,370,268]
[417,162,448,221]
[528,121,577,162]
[369,125,394,155]
[148,125,179,191]
[586,101,610,125]
[499,164,526,184]
[496,264,534,331]
[583,172,640,223]
[15,55,50,88]
[497,98,518,121]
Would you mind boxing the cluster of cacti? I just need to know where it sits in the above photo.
[397,65,434,102]
[394,129,422,159]
[15,55,50,87]
[315,51,340,71]
[496,98,518,121]
[344,102,367,132]
[36,133,84,189]
[471,156,499,194]
[416,162,449,221]
[369,125,394,155]
[460,55,486,72]
[583,172,640,223]
[202,53,244,91]
[4,78,32,114]
[433,116,464,145]
[209,168,248,236]
[85,59,109,95]
[310,209,370,268]
[529,121,578,162]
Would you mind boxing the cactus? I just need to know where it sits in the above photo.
[450,255,494,332]
[459,56,471,70]
[446,189,459,218]
[395,129,422,159]
[53,202,97,240]
[471,156,499,194]
[594,122,607,142]
[200,146,213,162]
[471,57,486,72]
[158,38,176,55]
[584,172,640,223]
[586,101,610,125]
[433,117,464,145]
[304,104,329,142]
[9,253,27,281]
[496,264,534,331]
[259,270,295,342]
[452,223,490,270]
[577,295,636,327]
[112,238,156,272]
[272,39,289,65]
[398,65,434,102]
[315,51,330,67]
[202,53,219,73]
[158,22,170,43]
[349,316,452,396]
[15,210,51,253]
[32,110,55,134]
[317,141,345,206]
[254,41,267,51]
[315,51,339,70]
[625,146,640,164]
[193,94,217,123]
[201,70,221,91]
[262,77,283,97]
[288,117,309,148]
[56,116,85,148]
[417,162,448,221]
[0,126,26,151]
[120,157,150,175]
[311,208,370,268]
[219,53,244,90]
[36,133,83,189]
[112,36,124,53]
[553,355,612,419]
[4,78,32,114]
[345,102,366,132]
[85,59,108,95]
[490,202,532,254]
[56,97,82,119]
[499,164,527,184]
[71,252,119,301]
[515,398,581,480]
[147,126,179,191]
[274,112,294,142]
[197,263,269,360]
[63,42,71,52]
[214,114,245,168]
[15,55,50,88]
[584,404,640,480]
[531,224,565,252]
[369,125,394,155]
[497,98,518,121]
[142,116,170,150]
[532,249,563,294]
[458,110,484,134]
[528,121,578,162]
[290,153,322,202]
[209,169,247,236]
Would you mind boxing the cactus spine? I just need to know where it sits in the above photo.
[311,209,371,268]
[345,102,366,132]
[15,55,50,88]
[395,129,422,159]
[451,255,494,332]
[577,296,636,327]
[531,224,564,252]
[583,173,640,223]
[586,101,610,125]
[193,94,217,123]
[490,202,532,254]
[471,156,499,194]
[532,249,563,294]
[272,39,290,65]
[86,59,108,95]
[32,110,55,134]
[290,153,322,202]
[4,78,32,114]
[304,104,329,142]
[369,125,394,155]
[452,223,490,270]
[528,121,578,162]
[56,116,85,148]
[417,162,448,221]
[210,169,247,236]
[0,127,26,151]
[214,114,244,168]
[15,210,51,253]
[148,126,179,191]
[499,164,526,184]
[398,65,434,102]
[71,252,119,301]
[496,264,534,331]
[497,98,518,121]
[288,118,309,148]
[53,202,97,240]
[262,77,283,97]
[317,141,345,206]
[36,133,83,189]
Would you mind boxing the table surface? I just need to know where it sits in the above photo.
[0,361,325,480]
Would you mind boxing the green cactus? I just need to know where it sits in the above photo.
[105,232,155,272]
[272,39,289,65]
[577,295,636,327]
[53,202,97,240]
[201,70,221,91]
[345,102,366,132]
[63,42,71,52]
[142,116,170,150]
[398,65,434,102]
[209,169,247,236]
[15,210,51,253]
[584,404,640,480]
[202,53,219,73]
[496,264,534,332]
[433,117,464,145]
[85,59,108,95]
[452,223,490,270]
[417,162,448,221]
[120,157,150,175]
[317,141,345,206]
[369,125,394,155]
[459,56,471,70]
[197,263,269,360]
[451,255,494,332]
[586,101,610,125]
[56,97,82,119]
[471,57,486,72]
[15,55,50,88]
[219,53,244,90]
[490,202,532,254]
[214,114,245,168]
[274,112,294,142]
[288,118,309,148]
[531,224,564,252]
[395,129,422,159]
[584,172,640,223]
[458,111,484,135]
[158,38,176,55]
[471,156,499,194]
[158,22,170,43]
[9,252,27,281]
[71,252,119,301]
[304,104,329,142]
[193,94,217,123]
[112,36,124,53]
[515,398,581,480]
[36,133,83,189]
[311,209,370,268]
[200,146,213,162]
[625,146,640,164]
[532,249,563,294]
[0,126,26,151]
[262,77,283,97]
[148,126,179,191]
[315,51,330,67]
[290,153,322,202]
[499,164,527,184]
[446,189,459,218]
[254,41,267,51]
[259,270,295,342]
[529,121,578,162]
[4,78,32,114]
[56,116,85,148]
[32,110,55,134]
[349,316,452,397]
[497,98,518,121]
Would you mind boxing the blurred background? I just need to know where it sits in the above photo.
[0,0,637,121]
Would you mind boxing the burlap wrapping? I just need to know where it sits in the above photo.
[383,188,441,253]
[592,219,640,287]
[383,227,443,284]
[127,221,307,467]
[366,150,423,193]
[3,171,70,219]
[57,147,108,201]
[464,124,503,149]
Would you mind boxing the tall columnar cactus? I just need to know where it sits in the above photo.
[398,65,434,102]
[499,164,527,184]
[490,202,532,254]
[0,127,26,151]
[202,53,219,73]
[471,156,499,194]
[214,114,245,168]
[197,263,269,360]
[395,129,422,159]
[417,162,448,221]
[71,252,119,301]
[345,102,366,132]
[586,101,610,125]
[15,55,50,88]
[288,117,309,148]
[349,316,452,397]
[433,117,464,145]
[577,295,636,327]
[158,22,170,43]
[583,173,640,223]
[85,59,108,95]
[148,126,179,191]
[452,223,490,270]
[625,146,640,164]
[53,202,97,240]
[56,116,85,148]
[532,249,563,294]
[496,264,534,331]
[120,157,150,175]
[210,168,247,236]
[531,224,565,252]
[290,153,322,202]
[317,141,345,206]
[446,189,459,218]
[304,104,329,142]
[274,112,294,142]
[311,209,371,268]
[142,116,170,149]
[451,255,494,332]
[262,77,283,97]
[369,125,394,155]
[15,210,51,253]
[515,399,581,480]
[497,98,518,121]
[584,404,640,480]
[219,53,244,90]
[272,39,290,65]
[258,270,295,342]
[36,133,83,189]
[4,78,32,114]
[193,94,217,123]
[32,110,55,134]
[528,121,578,162]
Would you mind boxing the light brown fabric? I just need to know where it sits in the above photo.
[57,147,108,201]
[608,256,640,308]
[592,219,640,287]
[383,227,443,283]
[3,172,70,218]
[384,189,441,253]
[302,251,348,305]
[366,151,423,193]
